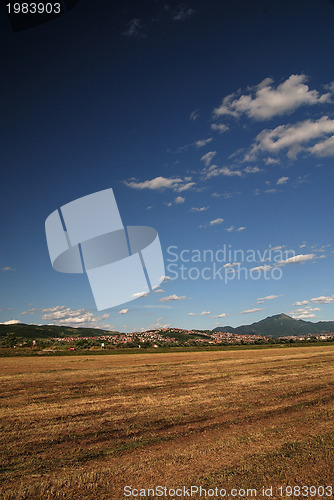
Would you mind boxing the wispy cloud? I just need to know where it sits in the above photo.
[195,138,213,148]
[277,176,289,185]
[241,308,265,314]
[200,151,216,166]
[257,295,280,302]
[122,18,145,38]
[278,254,315,265]
[209,218,224,225]
[211,123,229,133]
[191,206,209,212]
[0,266,15,272]
[172,5,194,21]
[203,165,242,179]
[189,109,199,121]
[310,295,334,304]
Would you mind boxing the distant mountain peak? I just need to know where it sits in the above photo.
[213,313,334,337]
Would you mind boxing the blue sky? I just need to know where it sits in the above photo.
[1,0,334,332]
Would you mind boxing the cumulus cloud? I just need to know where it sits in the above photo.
[124,176,195,192]
[241,308,265,314]
[249,116,334,160]
[213,74,331,120]
[200,151,216,166]
[294,300,309,306]
[278,254,315,265]
[118,309,129,314]
[159,294,186,302]
[209,218,224,225]
[174,196,185,204]
[41,306,110,328]
[309,135,334,157]
[211,123,229,133]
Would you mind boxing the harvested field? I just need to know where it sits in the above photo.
[0,346,333,499]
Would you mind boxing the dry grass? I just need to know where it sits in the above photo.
[0,346,333,499]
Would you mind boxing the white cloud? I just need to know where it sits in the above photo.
[294,300,309,306]
[310,295,334,304]
[210,218,224,225]
[244,166,261,174]
[191,206,208,212]
[124,176,195,192]
[277,176,289,185]
[226,226,234,232]
[257,295,280,301]
[265,157,280,165]
[211,313,228,318]
[118,309,129,314]
[200,151,216,166]
[211,123,229,133]
[196,138,213,148]
[0,319,21,325]
[187,310,212,316]
[250,116,334,160]
[278,254,315,265]
[132,291,149,299]
[213,74,331,120]
[309,135,334,157]
[236,226,246,232]
[241,308,265,314]
[154,289,165,293]
[41,306,111,328]
[203,165,242,179]
[174,196,185,204]
[0,266,15,272]
[159,294,186,302]
[292,313,316,319]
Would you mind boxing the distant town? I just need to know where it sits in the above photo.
[51,327,334,348]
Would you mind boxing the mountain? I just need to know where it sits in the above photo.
[213,313,334,338]
[0,323,119,340]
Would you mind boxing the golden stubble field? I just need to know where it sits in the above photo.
[0,346,333,499]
